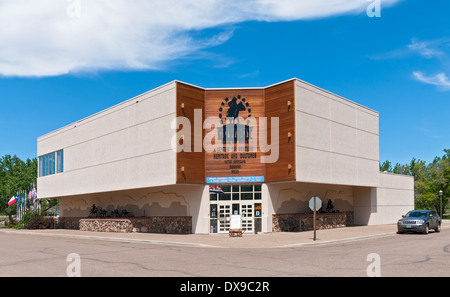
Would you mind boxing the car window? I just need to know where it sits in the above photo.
[406,211,428,218]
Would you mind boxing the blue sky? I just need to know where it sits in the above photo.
[0,0,449,166]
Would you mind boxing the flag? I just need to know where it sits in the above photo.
[209,186,224,194]
[32,185,38,203]
[8,195,18,206]
[28,185,33,203]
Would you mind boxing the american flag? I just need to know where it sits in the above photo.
[209,186,224,194]
[28,185,33,202]
[29,185,38,203]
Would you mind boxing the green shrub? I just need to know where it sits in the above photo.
[18,209,54,229]
[25,216,54,229]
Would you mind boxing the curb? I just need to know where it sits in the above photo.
[281,232,397,248]
[0,230,218,249]
[2,222,448,249]
[1,229,397,249]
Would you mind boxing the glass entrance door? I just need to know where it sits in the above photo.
[240,203,253,232]
[218,203,231,233]
[209,184,262,234]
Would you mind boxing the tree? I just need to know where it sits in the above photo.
[379,160,392,172]
[381,150,449,214]
[39,198,59,215]
[0,155,37,224]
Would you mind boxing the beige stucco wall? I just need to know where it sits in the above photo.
[354,172,414,225]
[37,82,178,199]
[294,79,379,187]
[268,181,354,214]
[263,181,354,232]
[59,184,210,234]
[265,173,414,230]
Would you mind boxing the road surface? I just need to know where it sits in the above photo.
[0,228,448,277]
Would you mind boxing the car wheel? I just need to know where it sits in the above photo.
[435,223,441,233]
[423,224,429,234]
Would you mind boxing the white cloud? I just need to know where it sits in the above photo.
[0,0,401,77]
[413,71,450,90]
[408,38,450,91]
[408,38,449,59]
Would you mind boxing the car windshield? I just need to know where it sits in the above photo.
[405,211,428,218]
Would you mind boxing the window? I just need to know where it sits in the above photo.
[57,150,64,173]
[39,152,55,177]
[39,149,64,177]
[209,184,262,201]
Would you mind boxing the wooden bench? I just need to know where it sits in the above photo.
[229,229,243,237]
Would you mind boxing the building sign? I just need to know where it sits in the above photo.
[217,95,254,150]
[206,176,265,184]
[205,89,265,180]
[213,152,257,174]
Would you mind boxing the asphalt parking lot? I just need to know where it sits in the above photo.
[1,221,449,277]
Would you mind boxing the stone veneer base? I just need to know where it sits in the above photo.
[55,217,192,234]
[272,212,353,232]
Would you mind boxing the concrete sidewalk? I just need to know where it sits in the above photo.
[2,221,449,249]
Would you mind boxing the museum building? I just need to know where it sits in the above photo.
[37,78,414,234]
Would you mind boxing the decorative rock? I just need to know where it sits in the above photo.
[272,212,353,232]
[75,217,192,234]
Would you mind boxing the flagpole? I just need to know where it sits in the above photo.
[18,191,21,221]
[17,192,19,221]
[22,190,25,219]
[21,191,23,220]
[16,192,19,221]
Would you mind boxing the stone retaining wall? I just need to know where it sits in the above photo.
[54,217,82,230]
[273,212,353,232]
[78,217,192,234]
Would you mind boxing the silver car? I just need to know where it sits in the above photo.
[397,210,441,234]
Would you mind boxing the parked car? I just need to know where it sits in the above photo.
[397,210,442,234]
[397,210,441,234]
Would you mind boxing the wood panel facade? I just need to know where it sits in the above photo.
[204,89,266,179]
[176,82,205,183]
[176,80,297,184]
[264,80,296,182]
